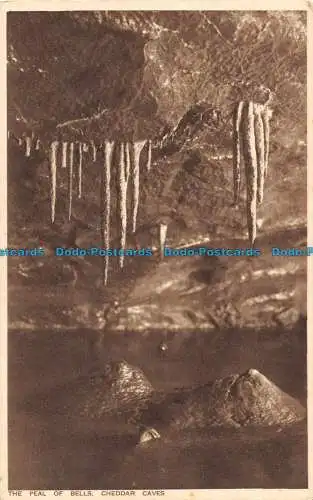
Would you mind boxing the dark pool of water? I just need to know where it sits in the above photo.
[8,326,307,489]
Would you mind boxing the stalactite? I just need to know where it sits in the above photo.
[159,223,168,260]
[261,108,271,178]
[100,141,114,285]
[50,141,59,224]
[83,143,89,153]
[68,142,74,221]
[62,142,68,168]
[77,142,83,198]
[125,142,131,186]
[233,101,244,206]
[25,136,32,157]
[254,103,265,205]
[131,140,146,233]
[91,140,97,162]
[241,102,258,246]
[18,138,23,146]
[147,139,152,172]
[232,99,273,245]
[118,143,127,269]
[35,139,40,151]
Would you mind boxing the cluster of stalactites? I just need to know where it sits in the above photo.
[233,101,272,246]
[101,140,151,285]
[9,134,164,285]
[47,140,89,223]
[10,135,91,222]
[9,133,36,157]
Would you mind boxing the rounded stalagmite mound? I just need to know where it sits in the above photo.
[229,368,306,427]
[22,360,155,423]
[138,369,306,431]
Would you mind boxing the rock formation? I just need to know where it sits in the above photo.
[22,362,305,433]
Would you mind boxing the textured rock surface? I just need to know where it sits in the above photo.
[8,227,307,332]
[109,227,307,332]
[7,12,306,335]
[23,360,154,421]
[139,368,305,430]
[7,12,307,490]
[23,362,305,432]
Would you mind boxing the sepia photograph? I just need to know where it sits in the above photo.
[5,6,308,493]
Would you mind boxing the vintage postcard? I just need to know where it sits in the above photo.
[1,1,311,499]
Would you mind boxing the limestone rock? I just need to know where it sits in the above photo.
[139,368,305,430]
[23,360,154,421]
[275,308,300,328]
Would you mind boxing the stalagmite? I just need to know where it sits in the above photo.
[50,141,59,223]
[132,140,146,233]
[77,142,83,198]
[62,142,68,168]
[35,139,41,151]
[147,139,152,172]
[254,103,265,205]
[118,143,127,269]
[25,136,32,157]
[83,143,89,153]
[100,141,114,285]
[233,101,244,205]
[241,102,258,246]
[68,142,74,221]
[18,138,23,146]
[91,140,97,162]
[261,108,271,178]
[159,223,168,260]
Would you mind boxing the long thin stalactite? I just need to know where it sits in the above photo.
[125,142,131,186]
[254,103,265,205]
[118,143,127,269]
[147,139,152,172]
[68,142,74,221]
[62,142,68,168]
[261,108,271,178]
[131,141,146,233]
[241,102,258,245]
[232,101,244,206]
[25,136,32,157]
[50,141,59,223]
[77,142,83,198]
[159,223,168,260]
[100,140,114,285]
